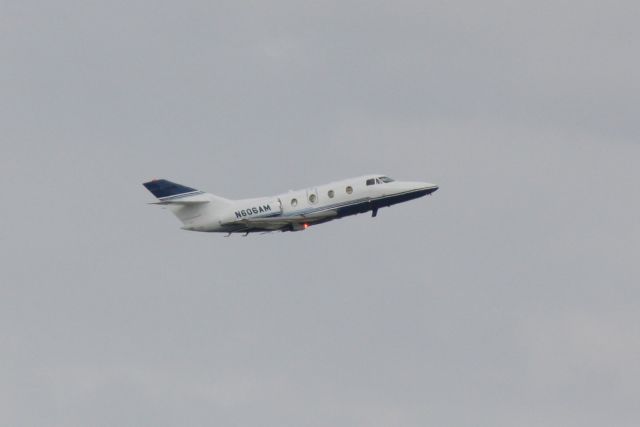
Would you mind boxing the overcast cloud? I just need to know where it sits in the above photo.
[1,1,639,426]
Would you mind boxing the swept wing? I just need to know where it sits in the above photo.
[223,210,338,231]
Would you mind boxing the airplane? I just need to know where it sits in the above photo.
[143,175,438,235]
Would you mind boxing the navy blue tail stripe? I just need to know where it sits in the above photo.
[143,179,198,199]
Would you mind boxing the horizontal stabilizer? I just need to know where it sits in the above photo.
[149,200,210,205]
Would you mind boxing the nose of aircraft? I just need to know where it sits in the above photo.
[425,182,438,190]
[405,181,438,194]
[423,183,438,195]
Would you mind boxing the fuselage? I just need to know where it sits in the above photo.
[181,174,438,233]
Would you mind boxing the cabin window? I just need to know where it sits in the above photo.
[291,198,298,207]
[376,178,381,184]
[345,186,353,194]
[328,190,335,198]
[366,178,375,186]
[309,194,317,203]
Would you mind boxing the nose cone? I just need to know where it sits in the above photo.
[423,183,438,195]
[404,181,438,194]
[423,182,438,189]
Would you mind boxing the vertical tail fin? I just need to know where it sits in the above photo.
[142,179,232,227]
[143,179,203,200]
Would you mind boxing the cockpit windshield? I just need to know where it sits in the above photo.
[378,176,395,183]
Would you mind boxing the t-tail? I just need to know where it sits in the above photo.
[142,179,232,229]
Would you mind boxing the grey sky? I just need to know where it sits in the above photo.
[1,1,639,426]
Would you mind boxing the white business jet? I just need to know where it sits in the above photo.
[143,175,438,234]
